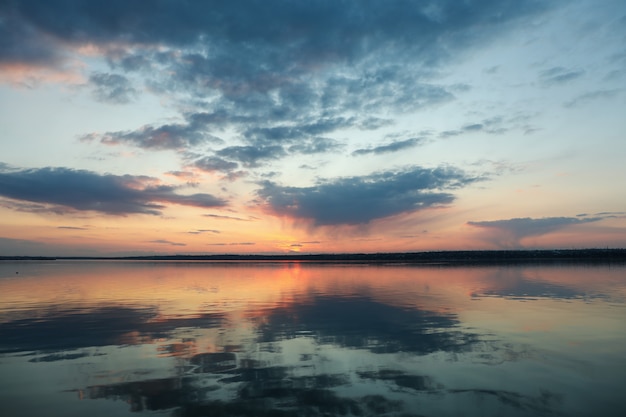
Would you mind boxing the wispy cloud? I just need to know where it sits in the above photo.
[187,229,220,235]
[352,137,424,156]
[539,66,585,86]
[149,239,186,247]
[89,72,137,104]
[202,214,253,222]
[80,114,225,151]
[564,89,622,108]
[208,242,255,246]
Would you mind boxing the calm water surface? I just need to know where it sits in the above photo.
[0,261,625,417]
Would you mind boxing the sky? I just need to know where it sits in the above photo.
[0,0,625,256]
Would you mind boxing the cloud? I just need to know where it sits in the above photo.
[288,137,343,155]
[564,89,622,108]
[539,66,585,86]
[149,239,186,247]
[89,72,137,104]
[202,213,253,221]
[0,236,46,255]
[187,229,220,235]
[192,156,239,174]
[242,118,355,145]
[2,0,554,167]
[593,211,626,217]
[358,117,395,130]
[352,137,424,156]
[208,242,255,246]
[257,166,482,226]
[0,166,226,215]
[216,145,286,168]
[81,114,225,151]
[57,226,88,230]
[467,216,605,248]
[0,7,62,68]
[2,1,549,67]
[439,116,511,138]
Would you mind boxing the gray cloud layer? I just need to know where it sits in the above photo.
[2,0,553,171]
[258,166,481,225]
[0,166,226,215]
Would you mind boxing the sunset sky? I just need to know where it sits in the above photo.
[1,0,625,256]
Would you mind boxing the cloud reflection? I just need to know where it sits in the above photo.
[0,306,225,353]
[470,268,610,301]
[254,294,476,354]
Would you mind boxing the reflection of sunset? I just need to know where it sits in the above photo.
[3,262,625,319]
[2,261,626,417]
[2,262,624,356]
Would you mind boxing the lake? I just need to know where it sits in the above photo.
[1,261,625,417]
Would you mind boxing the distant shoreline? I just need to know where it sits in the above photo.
[2,249,626,265]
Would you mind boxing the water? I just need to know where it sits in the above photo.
[0,261,625,417]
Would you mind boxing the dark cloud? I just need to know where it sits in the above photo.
[539,66,585,86]
[257,166,482,226]
[0,166,226,215]
[89,72,136,104]
[3,0,553,167]
[352,137,424,156]
[467,216,605,248]
[2,1,550,64]
[57,226,88,230]
[0,7,61,67]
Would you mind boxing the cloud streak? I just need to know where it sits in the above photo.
[149,239,186,247]
[352,138,424,156]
